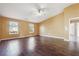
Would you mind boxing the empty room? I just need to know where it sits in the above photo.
[0,3,79,56]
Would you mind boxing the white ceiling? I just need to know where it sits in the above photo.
[0,3,73,23]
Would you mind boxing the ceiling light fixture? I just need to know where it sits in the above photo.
[34,4,47,16]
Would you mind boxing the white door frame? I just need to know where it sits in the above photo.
[69,17,79,41]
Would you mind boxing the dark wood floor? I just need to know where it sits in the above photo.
[0,36,79,56]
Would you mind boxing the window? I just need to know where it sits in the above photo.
[40,26,46,34]
[9,21,19,34]
[29,23,34,33]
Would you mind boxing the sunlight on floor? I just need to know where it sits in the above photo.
[5,40,21,56]
[27,37,36,52]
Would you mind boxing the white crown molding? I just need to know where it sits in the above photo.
[0,3,73,23]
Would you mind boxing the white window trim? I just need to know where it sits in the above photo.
[9,21,19,34]
[29,23,34,33]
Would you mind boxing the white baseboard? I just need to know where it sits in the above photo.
[0,35,34,41]
[64,39,69,41]
[40,35,64,39]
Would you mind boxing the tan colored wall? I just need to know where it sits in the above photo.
[0,16,39,39]
[64,4,79,40]
[0,4,79,40]
[19,21,39,36]
[40,4,79,40]
[0,17,2,39]
[40,13,65,39]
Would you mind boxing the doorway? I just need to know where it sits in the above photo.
[69,19,79,42]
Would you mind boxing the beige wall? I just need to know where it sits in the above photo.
[64,4,79,40]
[40,13,65,39]
[19,21,39,37]
[0,17,2,39]
[0,16,39,39]
[40,4,79,40]
[0,4,79,40]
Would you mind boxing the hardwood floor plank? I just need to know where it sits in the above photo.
[0,36,79,56]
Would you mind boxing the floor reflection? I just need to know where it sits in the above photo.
[69,42,77,51]
[27,37,36,52]
[1,36,79,56]
[69,41,79,52]
[5,40,21,56]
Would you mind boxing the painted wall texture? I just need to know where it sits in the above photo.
[0,16,39,39]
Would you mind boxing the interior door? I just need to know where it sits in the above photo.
[69,21,76,41]
[69,20,79,42]
[77,22,79,41]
